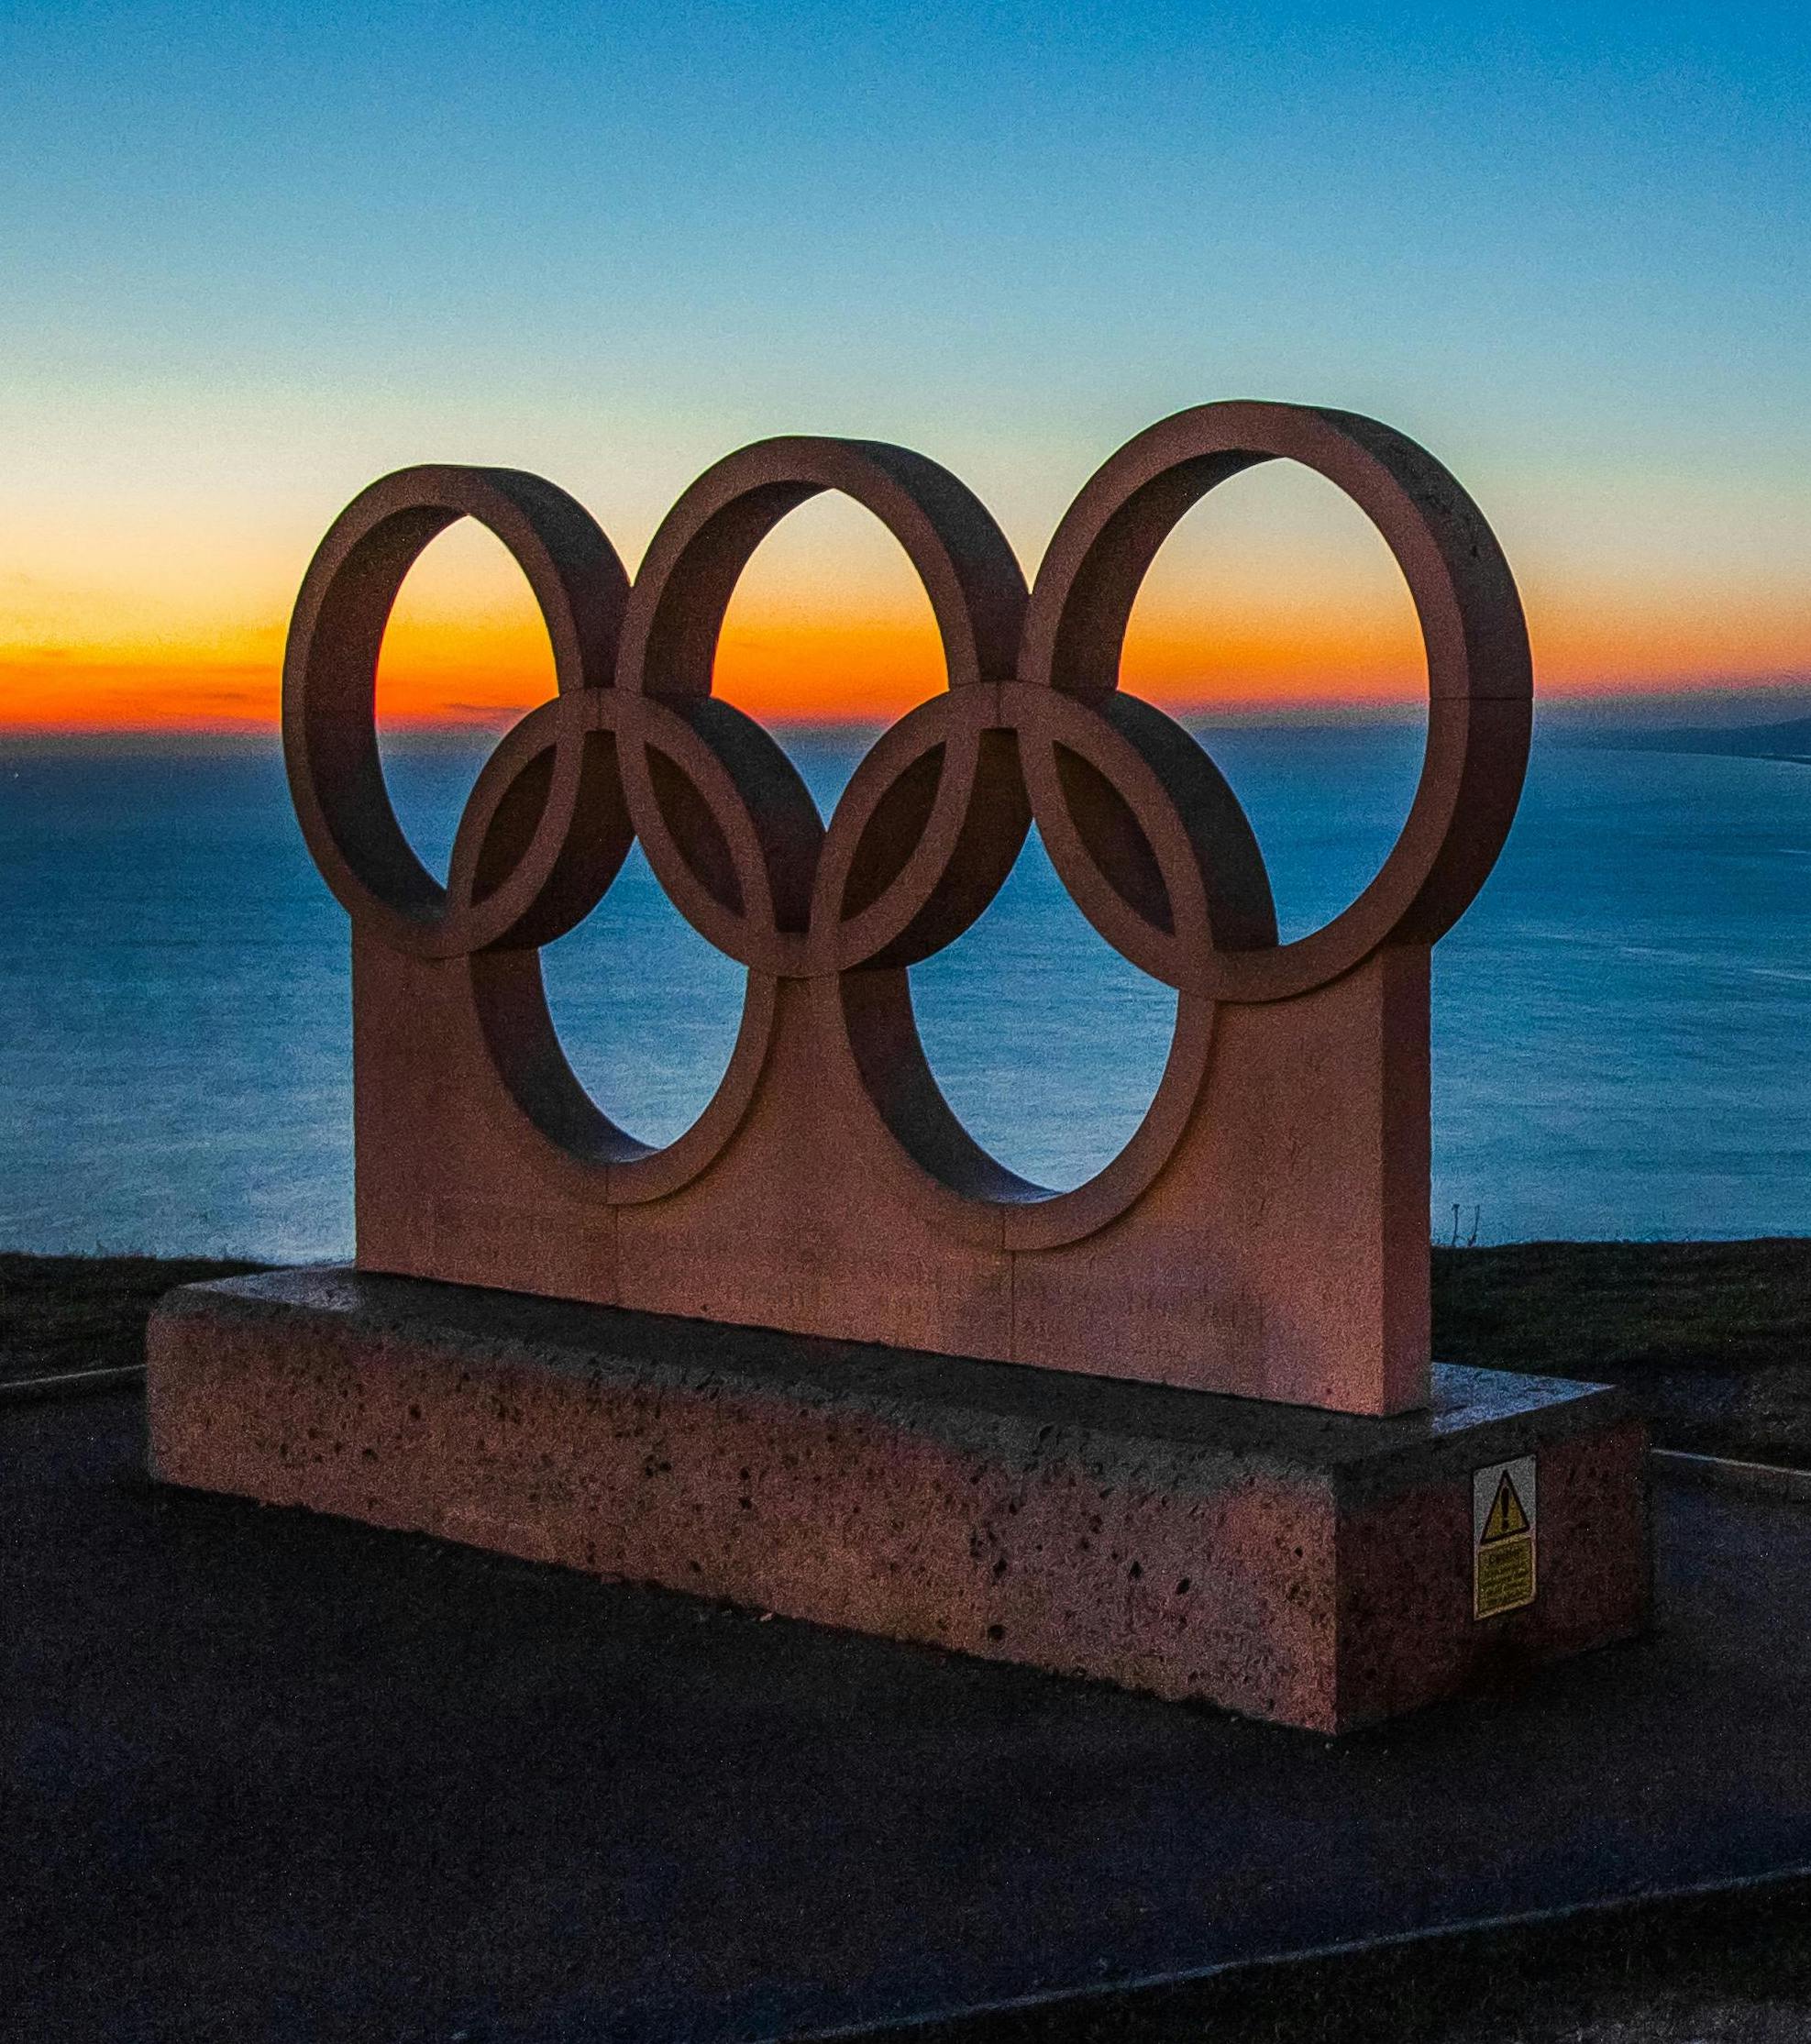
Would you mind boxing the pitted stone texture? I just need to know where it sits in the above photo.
[148,1269,1649,1732]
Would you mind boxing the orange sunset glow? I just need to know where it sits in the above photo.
[6,476,1806,735]
[7,596,1807,735]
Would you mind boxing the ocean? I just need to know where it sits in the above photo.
[5,718,1809,1258]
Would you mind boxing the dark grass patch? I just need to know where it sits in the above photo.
[0,1252,266,1387]
[1432,1239,1811,1468]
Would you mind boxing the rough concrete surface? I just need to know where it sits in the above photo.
[147,1269,1648,1730]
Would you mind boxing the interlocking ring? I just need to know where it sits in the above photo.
[285,403,1531,1240]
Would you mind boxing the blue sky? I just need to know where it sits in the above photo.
[2,1,1806,724]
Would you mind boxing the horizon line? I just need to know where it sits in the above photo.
[8,676,1811,748]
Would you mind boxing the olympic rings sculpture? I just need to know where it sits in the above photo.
[285,402,1530,1255]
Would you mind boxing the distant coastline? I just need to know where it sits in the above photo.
[9,693,1811,756]
[1561,714,1811,766]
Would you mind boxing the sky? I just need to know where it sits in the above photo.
[2,0,1806,731]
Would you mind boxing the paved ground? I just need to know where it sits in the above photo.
[6,1390,1811,2043]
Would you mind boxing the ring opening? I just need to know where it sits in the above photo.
[708,492,950,733]
[537,843,746,1153]
[1120,461,1426,943]
[908,823,1177,1191]
[374,518,558,883]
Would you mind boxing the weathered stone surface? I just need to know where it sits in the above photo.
[149,1270,1649,1732]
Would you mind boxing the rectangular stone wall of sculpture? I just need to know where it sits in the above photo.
[353,939,1433,1415]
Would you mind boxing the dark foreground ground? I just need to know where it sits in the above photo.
[9,1239,1811,1464]
[7,1244,1811,2041]
[7,1388,1811,2044]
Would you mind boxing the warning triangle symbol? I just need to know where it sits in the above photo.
[1482,1472,1530,1543]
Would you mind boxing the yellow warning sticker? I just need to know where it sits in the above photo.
[1482,1470,1530,1543]
[1473,1456,1537,1619]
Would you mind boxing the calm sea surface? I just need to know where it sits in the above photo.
[5,721,1809,1257]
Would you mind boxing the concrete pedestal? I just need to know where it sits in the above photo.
[147,1269,1649,1733]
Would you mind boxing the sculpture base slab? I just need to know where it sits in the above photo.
[147,1269,1649,1733]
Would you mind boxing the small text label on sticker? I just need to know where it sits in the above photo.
[1473,1456,1537,1619]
